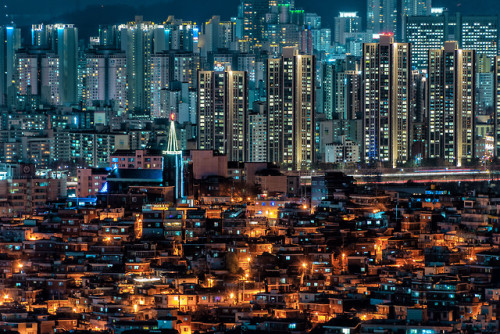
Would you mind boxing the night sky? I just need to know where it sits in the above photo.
[5,0,498,36]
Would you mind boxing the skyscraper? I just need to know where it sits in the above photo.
[14,49,61,109]
[150,53,171,118]
[84,49,127,110]
[363,34,411,167]
[367,0,398,34]
[241,0,269,45]
[198,65,248,162]
[41,54,61,106]
[98,25,120,48]
[405,15,446,69]
[119,17,155,114]
[149,51,198,118]
[334,12,361,45]
[409,69,428,160]
[476,54,494,116]
[248,101,268,162]
[428,41,475,166]
[57,26,78,105]
[322,55,361,121]
[15,52,39,98]
[31,24,79,105]
[267,47,315,169]
[312,28,332,53]
[0,26,21,107]
[405,13,498,69]
[492,56,500,156]
[201,16,236,54]
[171,52,198,89]
[107,54,128,112]
[402,0,432,17]
[162,17,199,52]
[460,15,498,59]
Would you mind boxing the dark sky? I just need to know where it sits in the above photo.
[5,0,499,35]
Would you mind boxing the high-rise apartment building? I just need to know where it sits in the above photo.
[163,17,199,52]
[460,15,498,60]
[409,70,427,159]
[107,54,128,111]
[241,0,269,45]
[492,56,500,156]
[198,65,248,162]
[84,49,127,110]
[98,25,120,48]
[31,24,79,105]
[322,55,361,121]
[165,52,198,89]
[267,47,315,169]
[15,52,39,108]
[363,34,411,167]
[160,82,197,123]
[0,27,21,107]
[334,12,361,45]
[14,50,67,109]
[476,54,494,116]
[402,0,431,17]
[400,0,433,42]
[150,51,198,118]
[405,16,446,69]
[428,41,475,166]
[150,53,171,118]
[304,13,321,29]
[119,17,155,114]
[57,26,79,105]
[66,132,117,167]
[248,102,268,162]
[201,16,236,54]
[312,28,332,53]
[41,54,61,106]
[367,0,398,34]
[405,13,498,69]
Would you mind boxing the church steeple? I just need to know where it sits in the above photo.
[166,113,181,155]
[164,113,184,200]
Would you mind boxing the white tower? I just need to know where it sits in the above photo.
[165,114,184,200]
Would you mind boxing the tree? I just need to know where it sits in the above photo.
[225,252,241,274]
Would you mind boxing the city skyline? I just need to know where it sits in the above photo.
[3,1,500,334]
[2,1,495,29]
[1,1,500,169]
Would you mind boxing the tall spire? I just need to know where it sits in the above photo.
[166,113,181,155]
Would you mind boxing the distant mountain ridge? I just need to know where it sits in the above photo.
[9,0,499,41]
